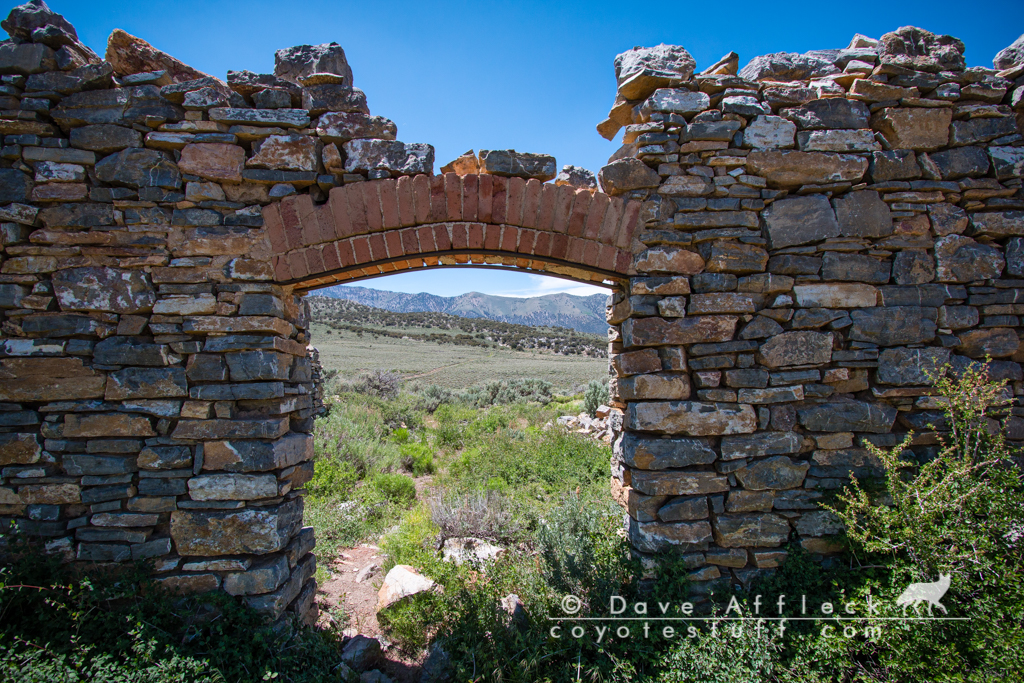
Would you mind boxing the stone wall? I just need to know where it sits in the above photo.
[3,0,1024,617]
[599,29,1024,591]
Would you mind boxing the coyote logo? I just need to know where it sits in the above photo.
[896,574,951,615]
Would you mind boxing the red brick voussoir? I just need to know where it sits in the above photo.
[269,174,640,288]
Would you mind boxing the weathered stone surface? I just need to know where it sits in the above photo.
[635,246,704,274]
[793,283,877,308]
[138,446,191,470]
[712,513,790,548]
[170,500,301,556]
[849,306,936,346]
[105,29,212,83]
[739,315,784,339]
[832,190,892,238]
[877,347,951,385]
[994,34,1024,70]
[762,194,840,249]
[615,432,716,470]
[821,252,890,284]
[743,115,796,149]
[0,168,31,203]
[188,473,278,501]
[990,146,1024,181]
[892,251,935,285]
[202,433,311,473]
[177,143,245,183]
[702,241,767,274]
[739,53,839,81]
[69,124,141,152]
[247,134,319,173]
[226,70,300,103]
[300,85,368,117]
[735,456,809,490]
[0,432,41,465]
[797,400,898,433]
[554,164,597,189]
[53,267,155,314]
[343,139,433,177]
[377,564,436,612]
[791,513,844,543]
[477,150,557,181]
[627,518,713,552]
[316,112,395,144]
[782,99,870,131]
[929,146,990,179]
[274,43,352,86]
[929,203,968,236]
[623,316,736,347]
[747,150,867,188]
[797,129,879,153]
[0,41,56,75]
[756,331,833,368]
[935,235,1005,283]
[208,108,310,129]
[956,328,1020,359]
[628,401,757,436]
[64,413,155,437]
[879,26,965,73]
[598,158,660,195]
[617,372,690,400]
[658,496,709,522]
[640,88,710,117]
[970,211,1024,238]
[105,367,187,400]
[870,149,920,182]
[614,44,696,100]
[870,107,951,151]
[630,470,729,496]
[216,559,288,602]
[94,147,179,189]
[721,432,801,461]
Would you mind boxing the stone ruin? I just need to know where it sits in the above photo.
[0,0,1023,620]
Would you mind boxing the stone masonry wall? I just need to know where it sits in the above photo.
[4,0,1024,617]
[599,29,1024,592]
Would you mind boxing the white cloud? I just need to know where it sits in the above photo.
[483,274,611,298]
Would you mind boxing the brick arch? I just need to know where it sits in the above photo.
[263,173,642,290]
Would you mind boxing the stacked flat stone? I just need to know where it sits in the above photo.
[600,28,1024,593]
[0,0,444,626]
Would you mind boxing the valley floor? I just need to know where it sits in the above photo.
[310,323,609,391]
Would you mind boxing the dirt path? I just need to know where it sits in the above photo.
[317,545,425,682]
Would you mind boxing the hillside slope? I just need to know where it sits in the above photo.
[316,285,610,334]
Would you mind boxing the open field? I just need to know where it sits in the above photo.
[310,323,609,391]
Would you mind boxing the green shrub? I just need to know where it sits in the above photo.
[0,549,346,683]
[458,378,553,408]
[369,473,417,506]
[391,427,410,444]
[307,457,358,499]
[817,362,1024,680]
[400,442,435,475]
[415,384,458,412]
[582,379,609,418]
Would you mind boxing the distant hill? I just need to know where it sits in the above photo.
[307,297,606,357]
[316,285,611,334]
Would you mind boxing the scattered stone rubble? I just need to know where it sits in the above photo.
[555,405,614,443]
[599,26,1024,593]
[3,0,1024,620]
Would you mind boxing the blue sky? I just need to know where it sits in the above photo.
[53,0,1024,298]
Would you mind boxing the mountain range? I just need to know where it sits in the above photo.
[316,285,611,334]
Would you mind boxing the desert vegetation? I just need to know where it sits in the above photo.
[3,366,1022,682]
